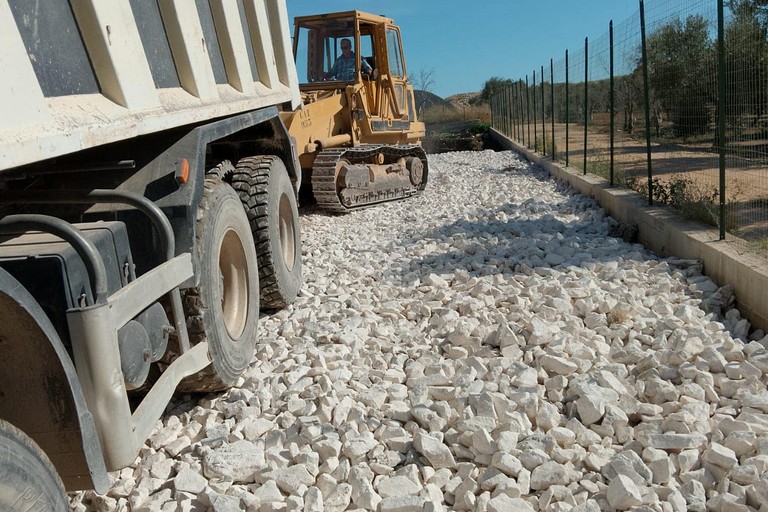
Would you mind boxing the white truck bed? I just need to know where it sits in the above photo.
[0,0,301,172]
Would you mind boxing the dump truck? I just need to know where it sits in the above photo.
[281,10,429,212]
[0,0,303,508]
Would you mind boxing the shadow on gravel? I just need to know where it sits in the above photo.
[382,186,744,338]
[396,200,634,282]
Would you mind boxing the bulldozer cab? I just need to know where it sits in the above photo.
[292,11,423,143]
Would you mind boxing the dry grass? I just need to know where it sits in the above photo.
[420,104,491,124]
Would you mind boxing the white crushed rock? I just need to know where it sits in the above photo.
[70,150,768,511]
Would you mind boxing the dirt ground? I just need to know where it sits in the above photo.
[509,122,768,244]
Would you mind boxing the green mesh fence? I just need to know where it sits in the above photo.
[491,0,768,253]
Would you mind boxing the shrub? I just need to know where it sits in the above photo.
[420,105,491,124]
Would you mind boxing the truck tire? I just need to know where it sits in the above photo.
[232,156,302,309]
[178,178,259,392]
[0,419,68,512]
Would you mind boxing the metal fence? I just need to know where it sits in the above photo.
[491,0,768,252]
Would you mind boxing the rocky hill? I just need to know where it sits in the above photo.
[414,90,454,113]
[445,92,481,108]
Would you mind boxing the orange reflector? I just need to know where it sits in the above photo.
[176,159,190,185]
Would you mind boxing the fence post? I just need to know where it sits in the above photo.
[541,65,547,156]
[510,85,515,139]
[583,37,589,175]
[551,59,556,161]
[533,70,538,151]
[514,84,519,141]
[499,87,504,136]
[490,93,495,129]
[520,80,526,145]
[516,83,521,142]
[610,20,615,186]
[507,86,511,137]
[511,83,516,141]
[717,0,726,240]
[516,80,525,141]
[526,75,531,146]
[509,84,514,140]
[640,0,653,205]
[566,50,570,167]
[499,91,503,135]
[503,85,508,137]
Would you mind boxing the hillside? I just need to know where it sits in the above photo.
[414,90,454,113]
[445,92,481,108]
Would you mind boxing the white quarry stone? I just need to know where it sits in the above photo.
[202,440,265,483]
[413,431,456,469]
[487,494,535,512]
[574,385,619,425]
[703,442,738,469]
[350,476,381,510]
[377,475,422,498]
[379,495,427,512]
[303,486,323,512]
[323,483,352,512]
[250,480,284,506]
[173,468,208,494]
[132,489,173,512]
[642,448,674,484]
[606,474,643,510]
[681,480,706,512]
[636,432,708,450]
[207,493,242,512]
[341,432,377,460]
[471,428,496,456]
[530,461,571,491]
[539,354,578,376]
[601,451,652,486]
[263,465,315,494]
[69,151,766,512]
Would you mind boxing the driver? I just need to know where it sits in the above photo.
[325,38,372,81]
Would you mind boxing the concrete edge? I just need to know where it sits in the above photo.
[490,128,768,333]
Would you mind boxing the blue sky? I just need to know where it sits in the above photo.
[286,1,643,98]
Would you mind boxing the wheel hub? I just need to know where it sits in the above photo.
[278,192,296,269]
[406,156,424,186]
[219,228,248,339]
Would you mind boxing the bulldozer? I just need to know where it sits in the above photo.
[281,10,429,212]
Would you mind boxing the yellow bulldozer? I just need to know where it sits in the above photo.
[281,10,429,212]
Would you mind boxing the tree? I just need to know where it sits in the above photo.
[645,15,715,137]
[617,67,643,134]
[478,77,514,104]
[728,0,768,31]
[725,0,768,123]
[412,67,436,94]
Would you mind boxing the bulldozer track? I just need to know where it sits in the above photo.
[311,144,429,213]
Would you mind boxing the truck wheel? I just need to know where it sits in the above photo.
[178,178,259,392]
[232,156,302,309]
[0,419,68,512]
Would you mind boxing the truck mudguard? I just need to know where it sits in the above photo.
[0,267,110,493]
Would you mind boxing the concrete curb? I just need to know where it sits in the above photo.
[490,128,768,333]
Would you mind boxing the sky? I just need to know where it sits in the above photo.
[286,1,643,99]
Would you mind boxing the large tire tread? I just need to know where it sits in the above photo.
[0,419,67,512]
[176,177,259,393]
[231,156,301,310]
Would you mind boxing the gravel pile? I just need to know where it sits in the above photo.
[72,150,768,512]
